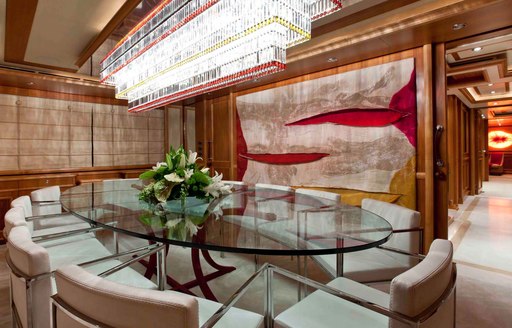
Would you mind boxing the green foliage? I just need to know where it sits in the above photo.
[138,145,213,203]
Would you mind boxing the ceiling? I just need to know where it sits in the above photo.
[1,0,512,105]
[447,31,512,127]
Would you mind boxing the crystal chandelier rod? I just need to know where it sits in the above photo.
[101,0,344,112]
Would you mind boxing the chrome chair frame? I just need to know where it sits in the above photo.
[6,241,167,328]
[298,205,424,279]
[203,260,456,328]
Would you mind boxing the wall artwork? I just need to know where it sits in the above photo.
[489,128,512,150]
[236,58,417,208]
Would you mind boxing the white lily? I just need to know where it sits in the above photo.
[184,169,194,181]
[201,167,210,174]
[179,153,186,168]
[187,151,201,165]
[184,218,199,236]
[164,172,184,183]
[203,171,232,198]
[165,218,182,229]
[152,162,167,171]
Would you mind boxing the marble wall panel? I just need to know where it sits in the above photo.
[19,124,68,140]
[19,140,69,155]
[0,123,18,139]
[93,155,114,167]
[114,154,148,166]
[70,141,92,155]
[0,156,18,170]
[93,141,113,154]
[20,155,69,170]
[113,128,149,142]
[93,127,113,141]
[0,140,18,155]
[0,106,17,123]
[70,155,92,167]
[93,113,113,128]
[69,112,92,126]
[113,114,148,130]
[19,107,70,125]
[70,127,92,141]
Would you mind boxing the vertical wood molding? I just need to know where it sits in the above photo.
[422,44,435,249]
[229,91,236,180]
[433,43,448,241]
[469,110,477,195]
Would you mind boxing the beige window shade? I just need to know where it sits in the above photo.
[0,94,165,171]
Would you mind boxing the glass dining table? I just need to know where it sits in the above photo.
[60,180,392,300]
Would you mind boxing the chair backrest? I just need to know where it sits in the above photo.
[3,207,28,239]
[489,152,504,165]
[361,199,420,254]
[30,186,61,202]
[389,239,455,328]
[255,184,293,219]
[255,183,291,192]
[295,188,340,206]
[7,226,52,328]
[11,196,33,217]
[222,180,246,186]
[53,265,199,328]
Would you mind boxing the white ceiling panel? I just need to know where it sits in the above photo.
[24,0,126,69]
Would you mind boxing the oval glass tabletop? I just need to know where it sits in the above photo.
[61,180,393,256]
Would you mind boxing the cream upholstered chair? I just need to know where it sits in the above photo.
[256,188,340,249]
[274,239,456,328]
[11,195,86,234]
[311,198,422,282]
[52,264,264,328]
[30,186,62,216]
[223,183,292,269]
[6,225,162,328]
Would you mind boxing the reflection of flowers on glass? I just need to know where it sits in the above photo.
[138,146,231,204]
[139,200,209,241]
[489,131,512,149]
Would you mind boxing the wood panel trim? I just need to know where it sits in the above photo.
[0,165,151,177]
[422,44,435,249]
[75,0,142,67]
[4,0,38,63]
[433,43,448,241]
[0,86,127,105]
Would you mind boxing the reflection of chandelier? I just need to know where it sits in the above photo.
[100,0,343,112]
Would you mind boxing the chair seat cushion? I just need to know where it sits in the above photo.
[274,277,389,328]
[31,222,92,239]
[223,215,271,231]
[195,296,264,328]
[50,260,158,297]
[32,213,84,230]
[44,237,113,270]
[86,260,159,290]
[311,245,411,282]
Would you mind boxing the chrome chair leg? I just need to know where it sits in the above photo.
[264,268,274,328]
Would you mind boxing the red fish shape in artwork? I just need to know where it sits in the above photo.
[285,108,409,127]
[239,153,329,165]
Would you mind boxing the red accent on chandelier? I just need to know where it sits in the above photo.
[311,0,343,20]
[239,153,329,165]
[129,61,286,113]
[101,0,220,83]
[285,108,408,127]
[102,0,174,64]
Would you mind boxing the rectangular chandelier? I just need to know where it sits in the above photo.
[100,0,343,112]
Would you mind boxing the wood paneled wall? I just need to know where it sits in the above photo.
[447,95,488,209]
[0,94,164,171]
